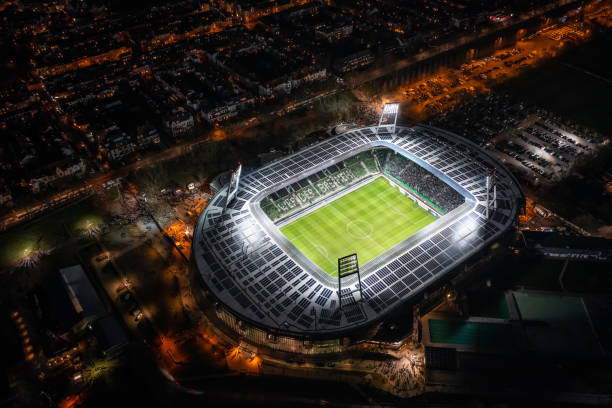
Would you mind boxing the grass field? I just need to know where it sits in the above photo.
[280,177,436,276]
[0,196,109,269]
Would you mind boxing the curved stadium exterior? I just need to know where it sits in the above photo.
[192,124,523,344]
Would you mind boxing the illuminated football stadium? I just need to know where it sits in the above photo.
[193,105,523,350]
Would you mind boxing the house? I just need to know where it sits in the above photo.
[334,50,374,73]
[165,107,194,138]
[135,122,161,149]
[102,125,136,161]
[29,158,86,193]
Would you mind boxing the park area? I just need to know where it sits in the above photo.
[0,196,109,270]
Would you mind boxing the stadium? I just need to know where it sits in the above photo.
[192,106,523,351]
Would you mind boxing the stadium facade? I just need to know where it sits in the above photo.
[192,124,523,350]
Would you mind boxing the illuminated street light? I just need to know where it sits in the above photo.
[16,246,50,269]
[82,219,101,238]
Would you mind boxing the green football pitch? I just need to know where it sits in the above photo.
[280,177,436,276]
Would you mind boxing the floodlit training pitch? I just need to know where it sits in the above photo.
[280,177,436,276]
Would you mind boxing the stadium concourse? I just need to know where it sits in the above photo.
[192,124,523,346]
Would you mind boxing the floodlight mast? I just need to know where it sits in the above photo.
[223,162,242,214]
[377,102,400,135]
[485,169,497,219]
[337,253,363,310]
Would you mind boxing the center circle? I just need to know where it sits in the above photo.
[346,219,373,239]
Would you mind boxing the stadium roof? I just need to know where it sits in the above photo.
[192,125,523,336]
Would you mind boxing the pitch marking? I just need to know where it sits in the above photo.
[376,190,417,224]
[346,219,374,239]
[328,204,385,252]
[291,233,335,274]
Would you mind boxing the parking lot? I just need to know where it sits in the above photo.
[491,114,607,183]
[378,18,596,122]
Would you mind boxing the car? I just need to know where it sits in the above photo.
[120,291,133,303]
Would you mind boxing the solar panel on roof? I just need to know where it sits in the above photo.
[382,274,398,285]
[435,252,452,266]
[408,259,420,270]
[364,275,379,285]
[192,125,522,334]
[235,293,252,308]
[427,246,441,256]
[395,266,409,277]
[391,281,406,294]
[408,246,423,257]
[416,253,430,264]
[378,266,393,277]
[409,281,422,290]
[307,287,320,299]
[378,289,396,304]
[297,314,314,327]
[372,281,387,292]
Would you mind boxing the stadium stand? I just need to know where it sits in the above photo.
[261,148,465,222]
[192,125,523,341]
[260,150,380,222]
[378,149,465,213]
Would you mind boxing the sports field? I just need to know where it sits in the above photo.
[280,177,436,276]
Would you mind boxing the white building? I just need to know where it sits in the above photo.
[258,68,327,97]
[101,124,136,161]
[202,95,256,124]
[30,159,87,193]
[165,108,195,138]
